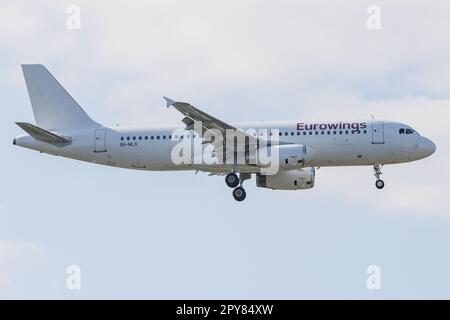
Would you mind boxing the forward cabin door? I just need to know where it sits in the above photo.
[371,121,385,144]
[94,128,107,152]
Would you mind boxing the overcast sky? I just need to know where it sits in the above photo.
[1,0,450,298]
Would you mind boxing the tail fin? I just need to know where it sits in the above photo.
[21,64,100,130]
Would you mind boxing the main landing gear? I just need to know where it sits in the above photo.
[232,187,246,201]
[225,172,239,188]
[225,172,251,202]
[373,164,385,190]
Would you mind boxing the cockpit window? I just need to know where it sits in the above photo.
[399,128,416,135]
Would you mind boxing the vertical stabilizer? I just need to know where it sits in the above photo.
[21,64,100,130]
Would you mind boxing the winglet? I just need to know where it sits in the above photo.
[163,96,176,108]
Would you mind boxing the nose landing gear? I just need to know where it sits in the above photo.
[373,164,384,189]
[375,179,385,189]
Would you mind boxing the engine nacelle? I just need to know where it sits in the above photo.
[247,144,314,169]
[256,167,316,190]
[275,144,306,168]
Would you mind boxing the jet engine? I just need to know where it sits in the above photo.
[256,167,316,190]
[246,144,314,169]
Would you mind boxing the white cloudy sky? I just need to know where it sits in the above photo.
[1,0,450,298]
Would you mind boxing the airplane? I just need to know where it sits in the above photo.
[13,64,436,201]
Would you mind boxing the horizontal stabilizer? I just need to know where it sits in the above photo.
[15,122,71,144]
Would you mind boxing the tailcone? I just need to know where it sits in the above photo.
[13,135,36,150]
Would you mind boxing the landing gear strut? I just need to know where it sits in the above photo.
[373,164,385,189]
[228,173,251,201]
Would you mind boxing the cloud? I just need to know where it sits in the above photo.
[0,240,46,296]
[3,1,450,92]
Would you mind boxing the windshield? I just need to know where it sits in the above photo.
[399,128,420,135]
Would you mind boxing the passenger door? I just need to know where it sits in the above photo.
[94,128,107,152]
[372,121,385,144]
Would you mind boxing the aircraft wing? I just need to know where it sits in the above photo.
[164,97,263,164]
[163,97,259,141]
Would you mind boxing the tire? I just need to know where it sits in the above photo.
[232,187,247,201]
[225,173,239,188]
[375,179,385,189]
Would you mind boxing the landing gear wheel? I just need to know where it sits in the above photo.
[375,179,385,189]
[232,187,247,201]
[225,173,240,188]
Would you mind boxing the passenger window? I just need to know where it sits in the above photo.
[127,136,130,140]
[145,136,148,140]
[139,136,142,140]
[121,137,124,141]
[315,131,318,135]
[157,136,160,140]
[285,132,288,136]
[321,131,324,135]
[363,130,367,134]
[309,132,312,135]
[163,135,166,139]
[151,136,154,140]
[291,132,294,136]
[133,136,136,140]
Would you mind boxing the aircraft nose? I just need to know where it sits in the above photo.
[422,137,436,157]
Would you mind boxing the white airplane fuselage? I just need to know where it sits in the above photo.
[14,119,435,172]
[14,64,436,201]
